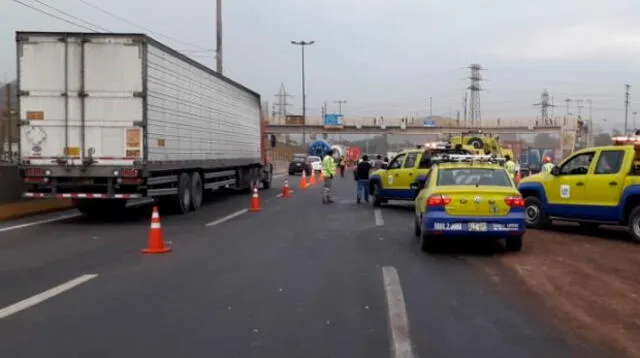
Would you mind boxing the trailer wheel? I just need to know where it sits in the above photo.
[171,173,192,214]
[191,172,203,211]
[262,166,273,190]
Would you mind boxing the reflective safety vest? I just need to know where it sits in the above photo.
[504,160,516,178]
[322,155,336,177]
[542,162,554,174]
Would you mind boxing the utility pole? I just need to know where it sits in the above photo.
[463,92,468,122]
[4,81,11,160]
[634,111,637,131]
[625,84,631,133]
[290,40,315,146]
[587,99,593,146]
[467,64,484,125]
[334,100,347,115]
[576,99,584,118]
[215,0,223,73]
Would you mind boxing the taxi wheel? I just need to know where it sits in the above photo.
[419,232,437,252]
[414,215,421,237]
[524,197,550,229]
[505,236,523,252]
[626,207,640,243]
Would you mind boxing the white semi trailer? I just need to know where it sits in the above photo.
[16,32,273,215]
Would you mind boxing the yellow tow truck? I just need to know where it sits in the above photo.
[518,137,640,242]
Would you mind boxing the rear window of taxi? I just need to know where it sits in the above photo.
[437,168,512,186]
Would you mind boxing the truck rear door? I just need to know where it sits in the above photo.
[18,33,144,168]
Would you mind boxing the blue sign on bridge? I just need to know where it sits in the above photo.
[323,114,344,128]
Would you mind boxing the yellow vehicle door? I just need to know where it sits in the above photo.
[545,151,595,217]
[383,152,408,190]
[582,149,626,221]
[394,151,419,189]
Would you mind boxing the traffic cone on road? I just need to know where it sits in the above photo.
[298,171,308,190]
[309,171,317,186]
[141,206,171,254]
[249,186,262,212]
[281,179,292,198]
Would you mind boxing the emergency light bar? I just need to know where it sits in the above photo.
[431,154,506,165]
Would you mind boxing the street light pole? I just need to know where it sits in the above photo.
[216,0,223,73]
[291,40,315,146]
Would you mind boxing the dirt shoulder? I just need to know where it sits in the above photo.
[500,224,640,357]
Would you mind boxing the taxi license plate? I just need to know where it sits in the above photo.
[468,222,488,231]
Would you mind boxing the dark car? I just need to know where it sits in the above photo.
[288,154,312,176]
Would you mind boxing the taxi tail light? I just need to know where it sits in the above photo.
[504,196,525,207]
[427,194,451,207]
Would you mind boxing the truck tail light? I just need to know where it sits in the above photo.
[504,196,525,207]
[25,168,45,177]
[114,168,138,177]
[427,194,451,207]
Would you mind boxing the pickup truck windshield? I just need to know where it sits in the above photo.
[437,168,511,186]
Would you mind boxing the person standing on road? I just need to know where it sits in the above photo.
[322,149,336,204]
[355,155,372,204]
[504,154,516,181]
[338,155,346,178]
[541,156,554,174]
[373,155,383,170]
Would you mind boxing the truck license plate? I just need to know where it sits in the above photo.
[468,222,487,231]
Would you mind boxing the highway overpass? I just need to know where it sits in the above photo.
[265,124,563,135]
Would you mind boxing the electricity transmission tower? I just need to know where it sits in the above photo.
[274,83,292,122]
[533,89,555,125]
[467,64,485,125]
[334,100,347,115]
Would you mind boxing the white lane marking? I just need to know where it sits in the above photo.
[382,266,415,358]
[374,209,384,226]
[0,212,83,233]
[205,209,248,227]
[0,274,98,320]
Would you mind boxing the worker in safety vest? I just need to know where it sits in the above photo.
[504,155,516,180]
[322,149,336,204]
[541,156,554,174]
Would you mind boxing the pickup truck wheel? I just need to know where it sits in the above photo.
[371,183,382,207]
[627,207,640,243]
[524,197,550,229]
[190,172,203,211]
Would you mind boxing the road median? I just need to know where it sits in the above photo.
[0,199,74,221]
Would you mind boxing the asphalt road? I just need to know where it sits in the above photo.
[0,174,616,358]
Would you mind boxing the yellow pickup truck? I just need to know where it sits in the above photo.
[517,144,640,242]
[368,146,471,206]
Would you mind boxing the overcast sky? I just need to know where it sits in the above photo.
[2,0,640,132]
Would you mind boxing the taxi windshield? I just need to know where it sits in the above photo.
[437,168,511,186]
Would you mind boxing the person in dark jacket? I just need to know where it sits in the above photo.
[355,155,372,204]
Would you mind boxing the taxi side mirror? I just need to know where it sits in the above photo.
[550,166,560,176]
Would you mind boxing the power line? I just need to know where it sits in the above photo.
[77,0,212,51]
[12,0,98,32]
[32,0,109,31]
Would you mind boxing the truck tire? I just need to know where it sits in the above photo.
[262,166,273,190]
[626,206,640,243]
[524,197,551,229]
[191,172,203,211]
[370,183,382,207]
[171,173,192,214]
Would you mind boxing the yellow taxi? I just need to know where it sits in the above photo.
[412,154,526,252]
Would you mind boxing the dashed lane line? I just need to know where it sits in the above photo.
[382,266,416,358]
[0,274,99,320]
[375,209,385,226]
[205,209,248,227]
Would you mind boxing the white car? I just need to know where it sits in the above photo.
[308,156,322,172]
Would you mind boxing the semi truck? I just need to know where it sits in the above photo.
[16,31,273,215]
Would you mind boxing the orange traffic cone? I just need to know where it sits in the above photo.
[309,171,317,186]
[141,206,171,254]
[249,186,262,212]
[298,171,308,190]
[281,179,292,198]
[319,171,325,182]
